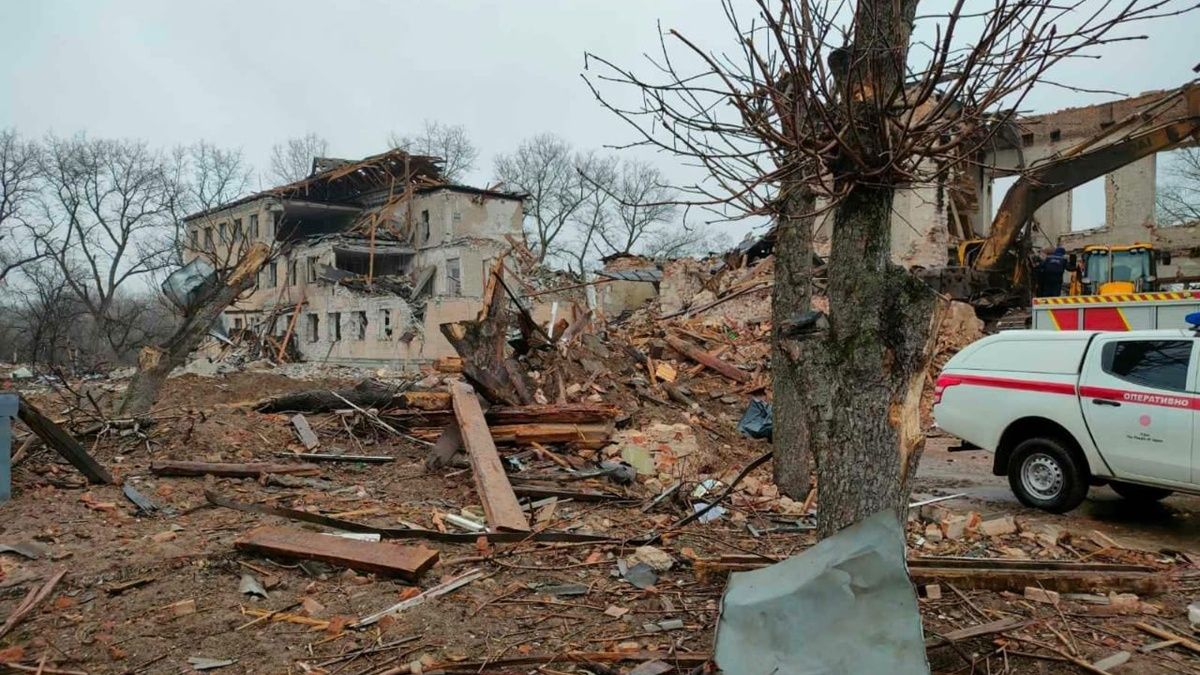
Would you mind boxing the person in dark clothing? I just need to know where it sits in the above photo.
[1037,246,1067,296]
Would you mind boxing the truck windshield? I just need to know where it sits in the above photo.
[1109,250,1151,282]
[1084,249,1152,285]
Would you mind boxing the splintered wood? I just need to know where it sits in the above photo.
[151,461,321,478]
[665,335,750,383]
[234,526,438,581]
[450,382,530,532]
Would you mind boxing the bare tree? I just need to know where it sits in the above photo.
[166,140,254,267]
[0,129,44,282]
[563,153,619,275]
[269,133,329,185]
[494,134,595,262]
[640,222,731,260]
[33,134,182,362]
[593,160,677,257]
[1158,147,1200,225]
[587,0,1192,535]
[388,121,480,182]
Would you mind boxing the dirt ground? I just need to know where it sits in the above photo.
[2,369,1199,674]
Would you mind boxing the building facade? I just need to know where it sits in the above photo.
[182,151,527,368]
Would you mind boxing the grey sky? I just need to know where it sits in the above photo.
[1,1,1196,238]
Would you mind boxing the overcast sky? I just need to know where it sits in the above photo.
[1,1,1196,238]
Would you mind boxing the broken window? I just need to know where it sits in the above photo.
[233,317,244,330]
[306,314,319,343]
[218,222,227,242]
[287,258,297,286]
[233,218,243,241]
[327,312,341,341]
[190,229,198,249]
[307,256,319,283]
[378,309,393,340]
[250,214,260,239]
[270,211,281,238]
[204,227,214,250]
[261,262,277,288]
[445,258,461,296]
[353,311,367,340]
[421,210,431,243]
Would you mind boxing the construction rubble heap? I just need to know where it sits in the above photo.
[2,243,1200,675]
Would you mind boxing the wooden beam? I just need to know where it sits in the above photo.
[665,335,750,382]
[234,526,438,581]
[16,398,112,484]
[277,297,305,362]
[450,382,529,532]
[151,460,320,478]
[1134,622,1200,655]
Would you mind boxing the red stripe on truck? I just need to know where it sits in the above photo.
[934,374,1200,410]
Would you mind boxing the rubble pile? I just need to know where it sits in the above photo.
[0,248,1197,674]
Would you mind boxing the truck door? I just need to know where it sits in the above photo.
[1079,336,1196,486]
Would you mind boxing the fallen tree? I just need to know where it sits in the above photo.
[119,243,270,416]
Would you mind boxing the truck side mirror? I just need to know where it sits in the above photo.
[1068,253,1077,268]
[1160,250,1172,266]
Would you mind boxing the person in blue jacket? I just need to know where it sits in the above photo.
[1036,246,1067,296]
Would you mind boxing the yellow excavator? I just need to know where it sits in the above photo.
[1066,243,1171,296]
[946,81,1199,305]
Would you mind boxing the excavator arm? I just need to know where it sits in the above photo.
[973,84,1200,273]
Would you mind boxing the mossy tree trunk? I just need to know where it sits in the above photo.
[776,0,946,537]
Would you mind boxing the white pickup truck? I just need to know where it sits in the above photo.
[934,329,1200,512]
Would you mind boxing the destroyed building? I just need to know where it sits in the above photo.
[182,150,528,368]
[813,85,1200,273]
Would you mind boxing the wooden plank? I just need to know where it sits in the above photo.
[398,390,452,410]
[234,526,438,581]
[151,460,320,478]
[385,403,620,428]
[1134,622,1200,655]
[511,484,630,503]
[290,414,320,450]
[16,397,112,484]
[925,618,1031,648]
[278,452,394,464]
[450,382,529,532]
[665,335,750,382]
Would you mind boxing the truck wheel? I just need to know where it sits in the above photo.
[1007,437,1088,513]
[1110,481,1172,502]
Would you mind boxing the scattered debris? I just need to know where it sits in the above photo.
[715,511,927,674]
[234,526,438,581]
[238,574,268,599]
[450,382,529,532]
[151,460,321,478]
[290,414,320,450]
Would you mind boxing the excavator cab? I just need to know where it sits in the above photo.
[1071,244,1160,295]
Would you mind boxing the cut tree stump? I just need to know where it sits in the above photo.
[450,382,529,532]
[235,526,438,581]
[439,260,534,406]
[151,461,321,478]
[16,397,112,484]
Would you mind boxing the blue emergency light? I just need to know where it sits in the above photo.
[1187,312,1200,330]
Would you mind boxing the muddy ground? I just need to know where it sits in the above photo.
[0,372,1198,674]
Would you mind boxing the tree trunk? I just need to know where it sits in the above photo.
[119,244,270,416]
[815,185,944,537]
[772,182,818,498]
